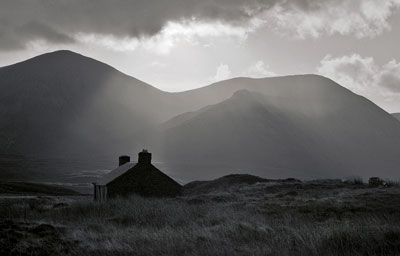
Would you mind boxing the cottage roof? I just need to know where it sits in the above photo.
[96,162,135,185]
[107,162,182,197]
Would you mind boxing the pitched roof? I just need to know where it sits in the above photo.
[96,162,135,185]
[107,163,182,197]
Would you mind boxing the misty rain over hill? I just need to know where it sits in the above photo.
[1,51,400,185]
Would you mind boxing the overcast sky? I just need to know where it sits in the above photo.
[1,0,400,112]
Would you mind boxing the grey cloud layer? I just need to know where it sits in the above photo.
[0,0,271,50]
[0,21,75,50]
[1,0,399,50]
[0,0,335,50]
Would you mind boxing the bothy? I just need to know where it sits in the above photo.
[93,150,181,201]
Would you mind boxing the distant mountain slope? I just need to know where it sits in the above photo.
[0,51,354,159]
[0,50,176,157]
[183,174,269,195]
[392,113,400,121]
[1,50,400,182]
[174,75,348,112]
[160,86,400,180]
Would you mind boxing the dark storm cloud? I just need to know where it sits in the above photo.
[0,0,384,51]
[20,22,74,43]
[0,21,75,50]
[0,0,298,50]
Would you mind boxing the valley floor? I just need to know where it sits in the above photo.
[1,177,400,256]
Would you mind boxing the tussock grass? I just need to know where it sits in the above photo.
[385,179,400,187]
[1,180,400,255]
[343,176,364,185]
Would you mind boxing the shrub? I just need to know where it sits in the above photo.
[368,177,385,187]
[385,179,400,187]
[344,176,364,185]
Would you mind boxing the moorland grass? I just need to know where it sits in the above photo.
[1,180,400,255]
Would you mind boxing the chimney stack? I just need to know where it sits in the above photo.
[138,149,151,164]
[119,155,130,166]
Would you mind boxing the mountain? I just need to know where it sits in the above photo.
[392,113,400,121]
[1,50,400,183]
[0,50,180,158]
[159,85,400,180]
[183,174,269,195]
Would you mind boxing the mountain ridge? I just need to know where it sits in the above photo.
[0,50,170,157]
[1,50,400,182]
[159,87,400,180]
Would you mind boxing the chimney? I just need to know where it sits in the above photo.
[119,155,130,166]
[138,149,151,164]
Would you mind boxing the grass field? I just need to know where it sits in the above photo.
[0,181,81,196]
[1,176,400,255]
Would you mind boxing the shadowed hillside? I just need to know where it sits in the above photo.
[0,50,177,158]
[159,86,400,180]
[1,51,400,182]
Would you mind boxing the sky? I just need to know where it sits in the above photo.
[1,0,400,112]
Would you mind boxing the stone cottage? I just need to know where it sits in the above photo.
[93,150,181,201]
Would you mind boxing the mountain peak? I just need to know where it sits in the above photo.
[232,89,253,97]
[28,50,100,65]
[230,89,268,106]
[1,50,114,74]
[43,49,81,56]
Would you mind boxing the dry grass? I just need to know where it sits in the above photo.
[1,179,400,255]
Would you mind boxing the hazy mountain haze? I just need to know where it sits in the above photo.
[0,50,176,157]
[160,86,400,180]
[1,50,400,182]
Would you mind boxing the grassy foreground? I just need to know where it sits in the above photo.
[1,177,400,255]
[0,181,81,196]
